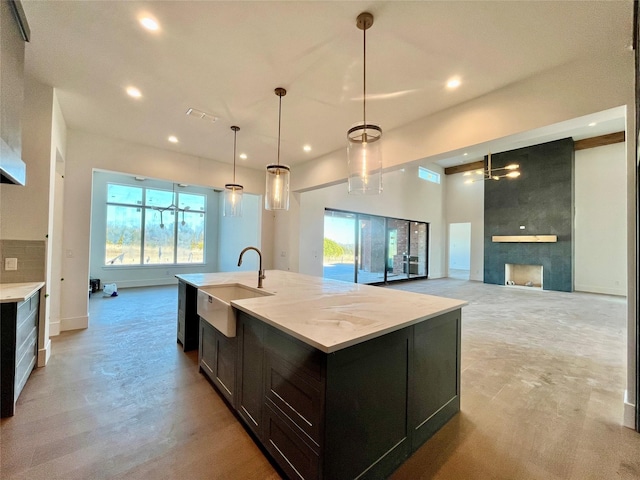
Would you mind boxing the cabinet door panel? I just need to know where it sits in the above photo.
[410,309,461,449]
[215,331,236,403]
[237,313,265,438]
[199,319,215,377]
[264,403,320,480]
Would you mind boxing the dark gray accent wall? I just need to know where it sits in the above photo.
[484,138,574,292]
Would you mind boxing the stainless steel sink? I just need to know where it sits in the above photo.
[197,284,273,337]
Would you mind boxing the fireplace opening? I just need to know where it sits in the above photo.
[505,264,543,289]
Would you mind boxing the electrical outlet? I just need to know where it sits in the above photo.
[5,258,18,271]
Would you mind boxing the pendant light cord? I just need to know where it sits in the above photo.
[363,25,367,134]
[277,94,282,167]
[233,128,237,183]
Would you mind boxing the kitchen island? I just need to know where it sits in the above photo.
[176,271,466,479]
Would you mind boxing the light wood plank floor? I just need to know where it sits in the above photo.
[2,279,639,479]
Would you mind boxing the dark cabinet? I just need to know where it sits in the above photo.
[177,280,199,351]
[1,290,40,417]
[202,308,461,479]
[236,312,266,439]
[410,309,461,449]
[199,318,237,406]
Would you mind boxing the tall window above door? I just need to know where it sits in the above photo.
[105,183,206,266]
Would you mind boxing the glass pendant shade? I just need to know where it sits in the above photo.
[347,123,382,194]
[223,125,243,217]
[224,183,243,217]
[265,164,290,210]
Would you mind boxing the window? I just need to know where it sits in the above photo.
[418,166,440,184]
[323,208,429,284]
[105,183,205,265]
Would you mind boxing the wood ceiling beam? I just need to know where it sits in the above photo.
[444,160,484,176]
[444,131,625,175]
[573,131,625,150]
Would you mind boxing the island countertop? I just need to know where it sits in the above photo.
[0,282,45,303]
[176,270,466,353]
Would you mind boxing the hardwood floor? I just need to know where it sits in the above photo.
[1,279,639,479]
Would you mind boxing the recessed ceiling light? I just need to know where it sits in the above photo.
[139,17,159,31]
[303,145,312,152]
[463,153,468,156]
[446,77,461,89]
[588,122,597,127]
[239,153,247,160]
[126,86,142,98]
[168,135,178,143]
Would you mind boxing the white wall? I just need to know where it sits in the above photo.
[445,173,485,281]
[294,166,446,279]
[218,193,262,272]
[575,142,627,296]
[61,129,269,332]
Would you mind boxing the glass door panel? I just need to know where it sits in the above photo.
[357,215,386,284]
[386,219,410,282]
[323,210,356,282]
[409,222,428,278]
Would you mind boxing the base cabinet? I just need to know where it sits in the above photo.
[201,308,461,479]
[1,290,40,417]
[178,280,199,351]
[199,318,237,406]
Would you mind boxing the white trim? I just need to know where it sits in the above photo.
[61,315,89,331]
[37,338,51,367]
[49,320,60,336]
[100,278,178,290]
[574,284,627,297]
[623,390,636,429]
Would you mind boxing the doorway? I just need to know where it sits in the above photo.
[449,223,471,280]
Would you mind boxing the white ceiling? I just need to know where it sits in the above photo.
[21,1,632,172]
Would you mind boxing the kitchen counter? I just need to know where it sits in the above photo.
[176,270,466,353]
[0,282,45,303]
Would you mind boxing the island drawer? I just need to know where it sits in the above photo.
[264,355,323,446]
[263,402,320,480]
[265,328,324,382]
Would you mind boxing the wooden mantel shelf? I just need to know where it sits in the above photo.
[492,235,557,243]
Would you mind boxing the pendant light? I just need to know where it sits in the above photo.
[224,126,243,217]
[347,12,382,195]
[265,87,290,210]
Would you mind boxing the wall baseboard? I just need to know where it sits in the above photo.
[623,390,636,429]
[574,284,627,297]
[98,278,178,290]
[37,338,51,367]
[61,315,89,331]
[49,320,60,336]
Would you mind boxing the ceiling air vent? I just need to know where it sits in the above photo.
[186,108,219,123]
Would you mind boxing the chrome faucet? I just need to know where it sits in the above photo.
[237,246,265,288]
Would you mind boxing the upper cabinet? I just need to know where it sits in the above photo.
[0,0,29,185]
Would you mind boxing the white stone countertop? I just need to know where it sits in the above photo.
[0,282,45,303]
[176,270,466,353]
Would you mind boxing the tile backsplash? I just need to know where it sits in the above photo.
[0,240,46,283]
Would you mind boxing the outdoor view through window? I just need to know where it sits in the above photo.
[105,183,206,266]
[323,209,429,284]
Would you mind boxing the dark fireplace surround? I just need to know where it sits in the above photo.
[484,138,574,292]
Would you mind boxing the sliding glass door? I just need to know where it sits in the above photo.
[357,215,386,284]
[323,210,356,282]
[323,209,428,284]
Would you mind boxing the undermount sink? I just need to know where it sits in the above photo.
[197,284,273,337]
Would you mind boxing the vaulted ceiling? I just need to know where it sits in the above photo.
[21,1,632,171]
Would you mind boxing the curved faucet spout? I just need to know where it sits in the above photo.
[238,246,265,288]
